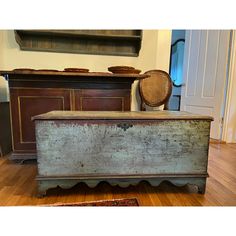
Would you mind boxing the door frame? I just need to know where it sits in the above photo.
[222,30,236,143]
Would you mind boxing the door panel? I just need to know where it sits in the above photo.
[10,88,71,151]
[74,89,131,111]
[181,30,230,139]
[19,96,65,142]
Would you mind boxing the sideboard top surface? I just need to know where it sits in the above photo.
[32,111,214,121]
[0,70,148,79]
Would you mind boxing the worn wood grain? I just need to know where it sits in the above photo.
[33,110,213,120]
[34,112,211,195]
[35,120,210,176]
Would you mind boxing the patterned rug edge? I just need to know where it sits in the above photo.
[42,198,139,207]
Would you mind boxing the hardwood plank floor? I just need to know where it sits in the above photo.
[0,143,236,206]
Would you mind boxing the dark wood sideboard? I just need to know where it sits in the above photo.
[0,102,12,156]
[0,70,147,161]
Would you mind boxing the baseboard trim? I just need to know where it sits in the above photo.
[210,138,226,144]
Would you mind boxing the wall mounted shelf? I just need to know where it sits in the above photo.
[14,30,142,57]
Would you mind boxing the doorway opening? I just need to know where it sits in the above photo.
[168,30,185,111]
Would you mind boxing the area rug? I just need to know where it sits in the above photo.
[46,198,139,206]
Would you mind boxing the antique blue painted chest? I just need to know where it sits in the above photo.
[33,111,213,196]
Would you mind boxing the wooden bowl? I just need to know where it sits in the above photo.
[108,66,141,74]
[13,68,36,72]
[37,69,59,72]
[64,68,89,73]
[108,66,135,71]
[108,67,141,74]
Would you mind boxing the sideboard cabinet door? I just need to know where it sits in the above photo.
[74,89,131,111]
[10,88,71,152]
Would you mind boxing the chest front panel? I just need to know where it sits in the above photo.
[35,119,210,177]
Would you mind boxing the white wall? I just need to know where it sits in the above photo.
[0,30,172,109]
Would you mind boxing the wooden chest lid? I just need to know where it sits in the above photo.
[32,111,213,121]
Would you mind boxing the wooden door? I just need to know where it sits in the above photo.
[10,88,71,152]
[180,30,230,139]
